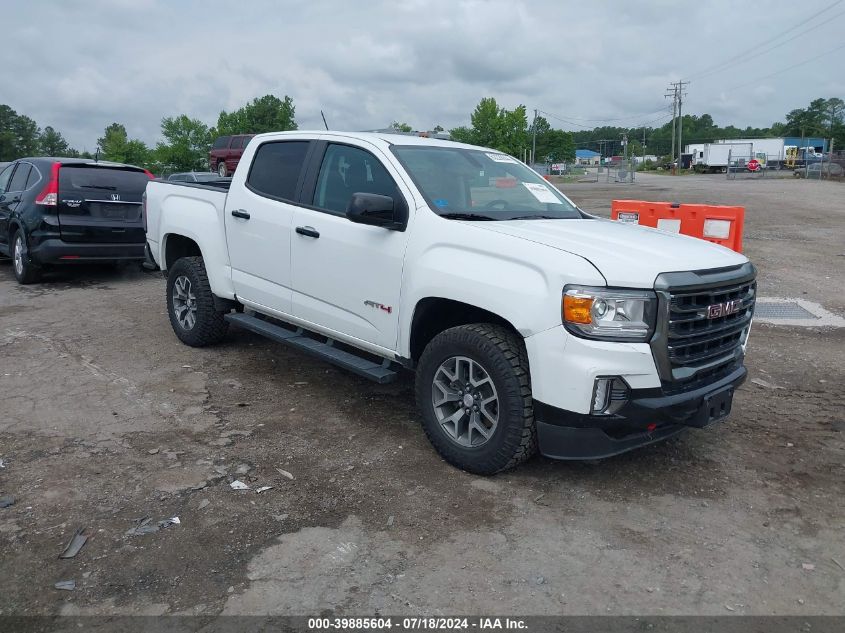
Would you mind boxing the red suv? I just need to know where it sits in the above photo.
[209,134,254,177]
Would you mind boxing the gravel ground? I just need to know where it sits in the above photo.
[0,174,843,619]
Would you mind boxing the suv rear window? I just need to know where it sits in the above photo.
[212,136,230,150]
[59,166,150,201]
[246,141,310,201]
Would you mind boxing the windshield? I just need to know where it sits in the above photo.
[392,145,582,220]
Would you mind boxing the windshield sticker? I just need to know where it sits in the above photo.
[522,182,560,204]
[434,199,449,207]
[485,152,517,163]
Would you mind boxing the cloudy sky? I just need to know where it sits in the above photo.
[3,0,843,150]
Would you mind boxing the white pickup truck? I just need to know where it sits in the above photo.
[144,131,756,474]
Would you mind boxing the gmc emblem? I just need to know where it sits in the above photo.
[707,300,742,319]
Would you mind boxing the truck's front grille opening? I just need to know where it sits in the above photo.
[652,265,757,391]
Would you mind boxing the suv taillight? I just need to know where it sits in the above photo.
[35,162,61,206]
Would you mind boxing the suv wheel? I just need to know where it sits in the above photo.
[217,162,227,177]
[166,256,229,346]
[12,230,41,284]
[415,324,537,475]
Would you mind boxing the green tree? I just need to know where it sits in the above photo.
[215,94,297,136]
[38,126,70,156]
[0,104,40,161]
[154,115,212,172]
[450,97,529,156]
[97,122,149,166]
[390,121,413,132]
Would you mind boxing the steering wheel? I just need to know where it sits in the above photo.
[484,199,510,209]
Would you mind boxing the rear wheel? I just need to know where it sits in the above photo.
[415,324,536,475]
[166,256,229,346]
[12,230,41,284]
[217,161,227,177]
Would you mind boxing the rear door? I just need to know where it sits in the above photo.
[224,139,313,315]
[226,136,243,172]
[57,165,151,243]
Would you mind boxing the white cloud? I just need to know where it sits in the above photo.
[0,0,840,150]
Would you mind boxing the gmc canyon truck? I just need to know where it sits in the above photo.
[144,132,756,474]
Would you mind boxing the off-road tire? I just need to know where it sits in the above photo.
[12,230,41,284]
[166,256,229,347]
[415,324,537,475]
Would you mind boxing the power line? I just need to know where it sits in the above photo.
[693,7,845,82]
[537,106,669,123]
[686,0,843,80]
[724,41,845,92]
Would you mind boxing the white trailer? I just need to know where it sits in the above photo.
[690,143,752,173]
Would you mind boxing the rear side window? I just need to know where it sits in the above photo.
[212,136,230,150]
[8,164,31,192]
[246,141,310,201]
[25,165,41,190]
[230,137,243,150]
[59,167,151,201]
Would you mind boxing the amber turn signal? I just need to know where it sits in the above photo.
[563,294,594,324]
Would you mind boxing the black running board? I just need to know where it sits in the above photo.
[225,312,399,384]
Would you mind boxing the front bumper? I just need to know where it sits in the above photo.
[29,239,146,264]
[535,364,747,460]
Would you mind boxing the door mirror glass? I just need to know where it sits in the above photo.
[346,192,406,230]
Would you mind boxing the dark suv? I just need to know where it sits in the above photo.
[0,158,153,284]
[208,134,254,177]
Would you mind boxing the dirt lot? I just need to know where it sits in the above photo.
[1,174,843,618]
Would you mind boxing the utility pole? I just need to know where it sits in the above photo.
[677,80,689,173]
[665,84,677,172]
[666,80,689,174]
[531,108,538,167]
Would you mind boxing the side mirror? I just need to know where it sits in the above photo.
[346,192,407,231]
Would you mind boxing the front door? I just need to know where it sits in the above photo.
[224,139,311,315]
[290,141,411,351]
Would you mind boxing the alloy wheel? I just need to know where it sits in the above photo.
[431,355,499,448]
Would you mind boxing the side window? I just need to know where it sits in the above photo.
[0,164,14,194]
[230,137,243,150]
[212,136,230,150]
[8,164,31,192]
[313,144,400,214]
[25,164,41,190]
[246,141,310,201]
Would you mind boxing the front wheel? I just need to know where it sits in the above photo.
[415,324,536,475]
[166,256,229,347]
[217,162,228,177]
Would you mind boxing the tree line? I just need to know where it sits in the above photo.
[571,97,845,159]
[0,95,298,172]
[2,95,842,170]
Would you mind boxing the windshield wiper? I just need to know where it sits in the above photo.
[506,214,560,220]
[438,212,497,221]
[80,184,118,191]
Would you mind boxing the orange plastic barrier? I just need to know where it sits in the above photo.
[610,200,745,253]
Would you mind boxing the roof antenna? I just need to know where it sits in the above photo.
[320,110,329,131]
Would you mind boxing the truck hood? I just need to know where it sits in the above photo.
[474,217,747,287]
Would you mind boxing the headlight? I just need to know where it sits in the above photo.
[562,285,657,341]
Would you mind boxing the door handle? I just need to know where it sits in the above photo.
[231,209,250,219]
[295,226,320,238]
